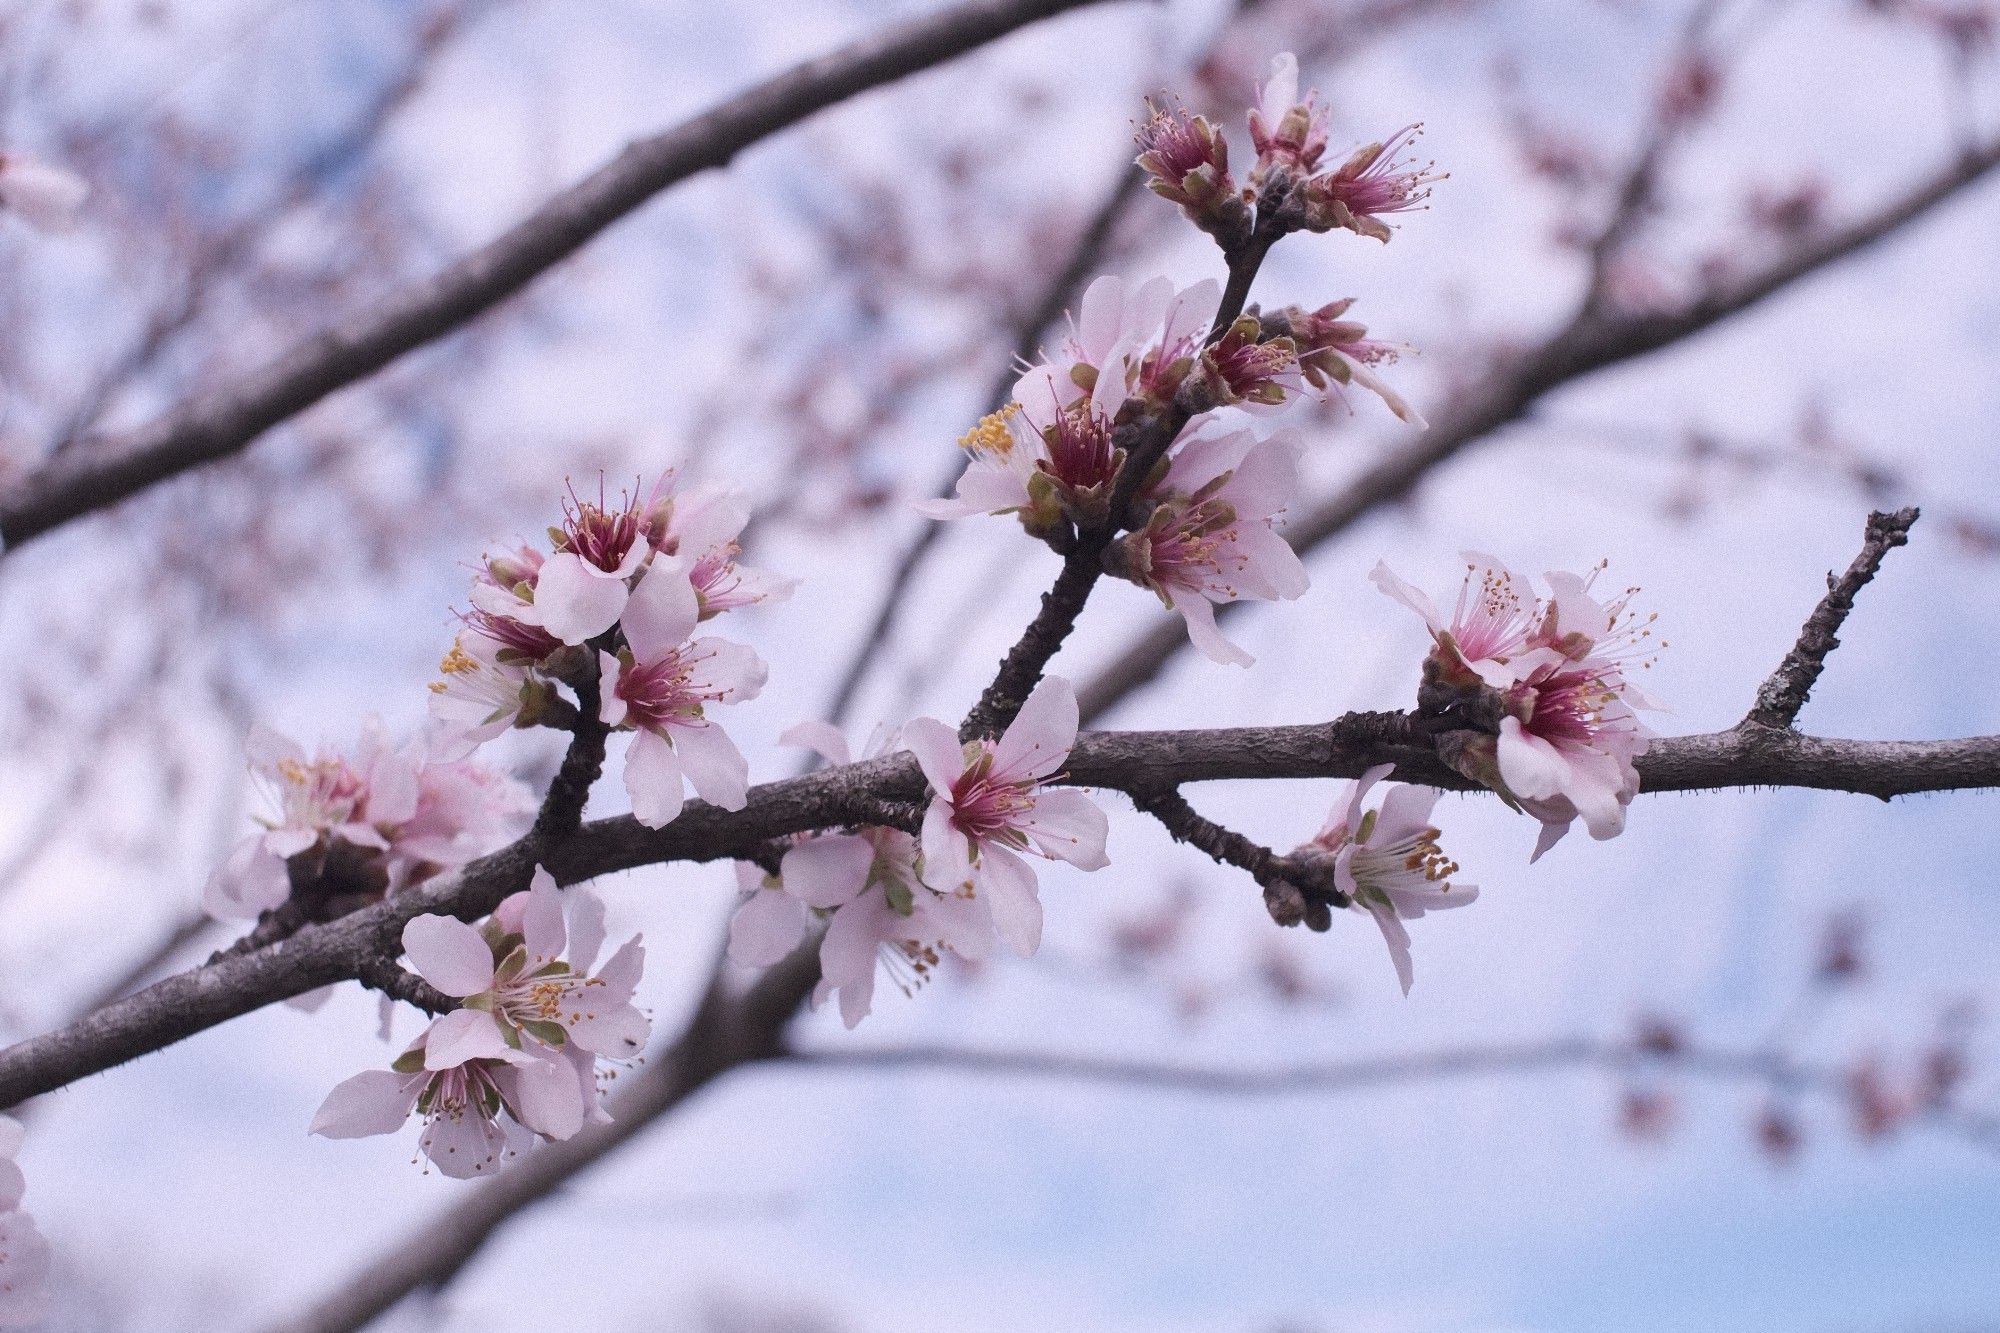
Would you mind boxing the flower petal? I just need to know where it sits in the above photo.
[401,915,496,997]
[309,1070,417,1138]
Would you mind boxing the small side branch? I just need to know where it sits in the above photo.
[355,958,455,1016]
[1742,508,1919,730]
[1129,785,1348,930]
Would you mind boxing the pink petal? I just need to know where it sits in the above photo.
[619,556,701,660]
[782,834,876,909]
[729,887,812,966]
[526,552,631,645]
[975,846,1043,957]
[624,729,686,828]
[669,719,749,810]
[309,1070,418,1138]
[991,675,1078,782]
[1021,788,1109,870]
[901,717,967,795]
[401,915,496,997]
[779,720,852,768]
[422,1009,511,1070]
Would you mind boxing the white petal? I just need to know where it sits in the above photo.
[975,846,1043,957]
[621,557,701,660]
[1021,788,1109,870]
[670,720,750,810]
[728,887,812,966]
[422,1009,512,1070]
[902,717,967,796]
[624,729,686,828]
[991,675,1078,783]
[779,720,852,768]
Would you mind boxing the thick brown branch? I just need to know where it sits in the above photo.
[0,0,1134,554]
[1743,508,1919,730]
[3,719,1994,1111]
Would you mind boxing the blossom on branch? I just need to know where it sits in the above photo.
[1374,554,1663,856]
[205,723,531,920]
[1285,764,1477,994]
[1304,125,1443,242]
[1108,429,1309,666]
[728,723,992,1027]
[1273,299,1426,426]
[1135,99,1248,245]
[1247,53,1330,184]
[903,676,1109,957]
[599,557,768,827]
[922,274,1219,527]
[312,868,645,1175]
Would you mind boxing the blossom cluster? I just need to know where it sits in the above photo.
[431,474,790,827]
[0,1119,49,1327]
[312,868,647,1177]
[204,722,534,921]
[730,677,1108,1026]
[928,54,1436,668]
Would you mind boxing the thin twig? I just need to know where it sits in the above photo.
[1741,507,1919,730]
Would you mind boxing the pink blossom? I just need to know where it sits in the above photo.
[1112,430,1309,666]
[0,152,86,232]
[1373,554,1663,856]
[1247,53,1330,182]
[0,1118,50,1326]
[206,723,532,920]
[598,558,767,827]
[205,722,421,919]
[921,275,1218,523]
[1289,765,1477,994]
[727,723,993,1026]
[465,544,564,660]
[1197,317,1302,409]
[1134,100,1245,242]
[310,1033,563,1179]
[402,867,649,1069]
[646,482,797,618]
[510,481,654,645]
[902,677,1108,957]
[1308,126,1444,242]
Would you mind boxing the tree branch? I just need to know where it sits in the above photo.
[1742,507,1919,730]
[0,0,1137,555]
[4,717,1994,1111]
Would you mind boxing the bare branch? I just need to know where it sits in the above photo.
[0,0,1137,555]
[1743,507,1919,730]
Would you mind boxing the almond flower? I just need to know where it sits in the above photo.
[507,481,655,645]
[309,1024,577,1179]
[1110,430,1309,666]
[645,482,797,618]
[0,151,86,232]
[205,723,531,920]
[599,557,767,827]
[1135,100,1247,245]
[426,630,542,760]
[727,724,993,1026]
[902,676,1109,957]
[402,867,648,1068]
[1286,765,1477,994]
[1373,553,1662,857]
[0,1118,51,1326]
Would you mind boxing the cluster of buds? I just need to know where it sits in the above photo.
[1135,99,1250,250]
[204,722,534,922]
[431,474,792,828]
[313,868,647,1177]
[729,678,1108,1026]
[1140,53,1442,246]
